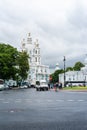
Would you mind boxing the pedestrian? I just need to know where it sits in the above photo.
[54,83,58,92]
[48,83,50,89]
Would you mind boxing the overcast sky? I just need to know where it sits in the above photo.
[0,0,87,68]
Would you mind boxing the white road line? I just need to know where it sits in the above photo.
[3,101,9,103]
[36,99,42,102]
[78,100,84,102]
[67,100,74,102]
[10,110,14,113]
[1,99,86,104]
[15,99,22,103]
[47,100,53,102]
[16,99,21,100]
[15,100,21,103]
[56,100,64,102]
[26,100,32,103]
[25,99,31,101]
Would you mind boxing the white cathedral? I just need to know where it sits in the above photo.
[21,33,50,85]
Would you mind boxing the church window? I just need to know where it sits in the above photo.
[35,57,37,62]
[35,50,37,54]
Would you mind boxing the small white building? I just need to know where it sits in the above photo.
[59,56,87,87]
[21,33,50,85]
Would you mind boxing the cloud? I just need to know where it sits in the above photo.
[0,0,87,69]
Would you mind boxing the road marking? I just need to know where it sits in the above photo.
[26,100,33,102]
[78,100,84,102]
[47,100,53,102]
[16,99,21,100]
[67,100,74,102]
[10,110,14,113]
[36,99,43,102]
[0,98,86,104]
[3,101,9,104]
[15,100,21,103]
[25,99,31,101]
[15,99,22,103]
[56,100,64,102]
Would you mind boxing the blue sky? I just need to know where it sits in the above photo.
[0,0,87,68]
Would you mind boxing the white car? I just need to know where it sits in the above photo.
[19,85,28,89]
[36,80,49,91]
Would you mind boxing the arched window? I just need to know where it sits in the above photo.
[35,57,37,62]
[35,50,37,54]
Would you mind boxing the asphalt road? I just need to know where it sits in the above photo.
[0,88,87,130]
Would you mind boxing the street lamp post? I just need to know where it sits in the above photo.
[63,56,66,87]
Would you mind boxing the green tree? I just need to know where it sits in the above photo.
[18,51,29,81]
[0,43,19,79]
[0,43,30,81]
[50,69,64,83]
[66,67,73,72]
[73,61,84,71]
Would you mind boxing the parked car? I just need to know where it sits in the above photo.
[0,79,5,91]
[19,81,30,89]
[4,84,9,90]
[36,80,49,91]
[19,84,28,89]
[23,82,31,88]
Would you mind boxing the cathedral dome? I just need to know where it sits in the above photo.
[55,63,60,71]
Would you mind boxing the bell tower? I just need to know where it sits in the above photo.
[33,39,41,65]
[27,33,32,44]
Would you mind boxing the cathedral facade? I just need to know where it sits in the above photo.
[21,33,50,85]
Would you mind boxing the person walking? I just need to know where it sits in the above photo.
[54,82,58,92]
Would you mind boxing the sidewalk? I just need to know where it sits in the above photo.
[49,88,87,92]
[60,89,87,92]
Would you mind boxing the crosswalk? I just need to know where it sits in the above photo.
[0,99,87,104]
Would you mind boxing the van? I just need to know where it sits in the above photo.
[36,80,49,91]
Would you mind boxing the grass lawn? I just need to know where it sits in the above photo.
[63,86,87,90]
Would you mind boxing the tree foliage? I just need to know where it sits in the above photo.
[0,43,29,80]
[66,67,73,72]
[73,61,84,71]
[0,44,19,79]
[50,69,64,83]
[18,51,29,80]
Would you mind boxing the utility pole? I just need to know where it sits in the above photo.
[63,56,66,87]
